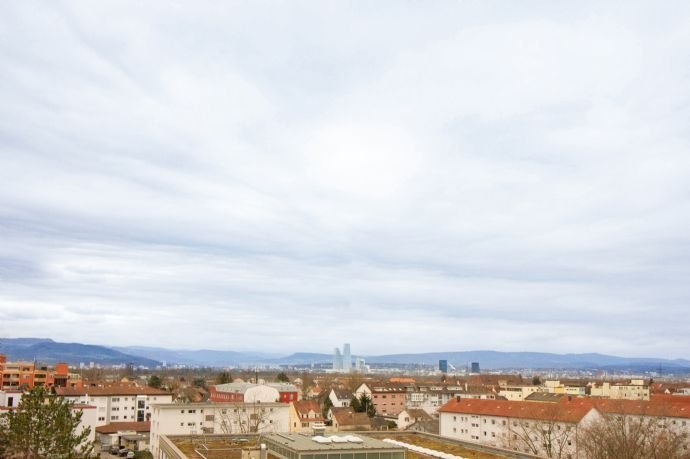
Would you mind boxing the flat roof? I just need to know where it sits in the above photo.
[264,434,405,452]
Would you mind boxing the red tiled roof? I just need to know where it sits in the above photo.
[292,400,324,420]
[439,398,594,424]
[331,407,372,427]
[95,421,151,434]
[562,397,690,419]
[55,386,171,397]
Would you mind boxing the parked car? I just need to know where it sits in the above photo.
[118,448,130,457]
[110,445,121,455]
[126,452,135,459]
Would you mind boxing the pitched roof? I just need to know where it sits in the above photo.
[332,389,353,399]
[95,421,151,434]
[55,386,171,397]
[403,409,433,420]
[439,397,594,424]
[562,397,690,419]
[330,407,372,427]
[292,400,324,420]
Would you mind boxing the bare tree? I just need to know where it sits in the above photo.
[578,412,690,459]
[215,403,278,434]
[503,406,575,459]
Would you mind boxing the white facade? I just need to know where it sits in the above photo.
[0,390,22,408]
[244,385,281,403]
[329,389,351,407]
[73,405,98,448]
[590,381,650,400]
[439,407,600,458]
[498,386,541,401]
[150,402,290,459]
[59,391,173,428]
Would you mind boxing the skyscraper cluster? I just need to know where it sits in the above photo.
[332,343,352,372]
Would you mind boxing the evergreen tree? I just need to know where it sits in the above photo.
[147,375,162,389]
[0,386,95,458]
[217,372,232,384]
[276,372,289,383]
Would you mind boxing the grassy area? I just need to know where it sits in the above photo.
[364,433,502,459]
[172,436,257,459]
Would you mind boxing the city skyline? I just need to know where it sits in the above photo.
[1,2,690,358]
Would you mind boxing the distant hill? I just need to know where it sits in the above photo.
[3,338,689,372]
[364,350,690,371]
[0,338,159,367]
[112,346,282,366]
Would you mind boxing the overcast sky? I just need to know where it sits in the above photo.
[1,1,689,358]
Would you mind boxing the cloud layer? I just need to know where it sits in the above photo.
[1,1,689,357]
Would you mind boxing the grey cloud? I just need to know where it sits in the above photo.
[0,1,689,357]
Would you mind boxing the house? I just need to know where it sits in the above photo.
[289,400,325,433]
[397,409,436,432]
[329,388,353,408]
[438,397,600,458]
[329,407,372,431]
[55,384,173,428]
[149,401,290,458]
[95,421,150,452]
[0,389,23,408]
[354,383,372,399]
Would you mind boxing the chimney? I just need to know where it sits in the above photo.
[260,444,266,459]
[455,395,461,402]
[568,396,572,402]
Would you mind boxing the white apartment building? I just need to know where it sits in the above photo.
[589,380,650,400]
[439,397,599,458]
[55,385,173,428]
[150,402,290,459]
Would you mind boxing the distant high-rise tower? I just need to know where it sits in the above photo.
[343,343,351,372]
[333,348,343,370]
[471,362,480,374]
[439,359,448,373]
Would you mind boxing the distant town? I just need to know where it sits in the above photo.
[1,340,689,458]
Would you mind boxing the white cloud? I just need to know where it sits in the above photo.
[1,1,689,357]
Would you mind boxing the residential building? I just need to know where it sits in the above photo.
[371,387,407,416]
[0,389,23,408]
[329,388,352,408]
[55,384,173,428]
[95,421,150,452]
[589,380,650,400]
[438,397,599,458]
[0,354,82,390]
[329,407,372,431]
[397,409,436,432]
[498,385,541,401]
[209,382,298,403]
[149,401,290,458]
[289,400,325,433]
[406,385,495,414]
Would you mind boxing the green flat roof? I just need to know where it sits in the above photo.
[264,434,404,452]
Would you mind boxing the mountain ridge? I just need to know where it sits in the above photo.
[2,338,689,371]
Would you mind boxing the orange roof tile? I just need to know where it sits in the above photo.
[439,397,594,424]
